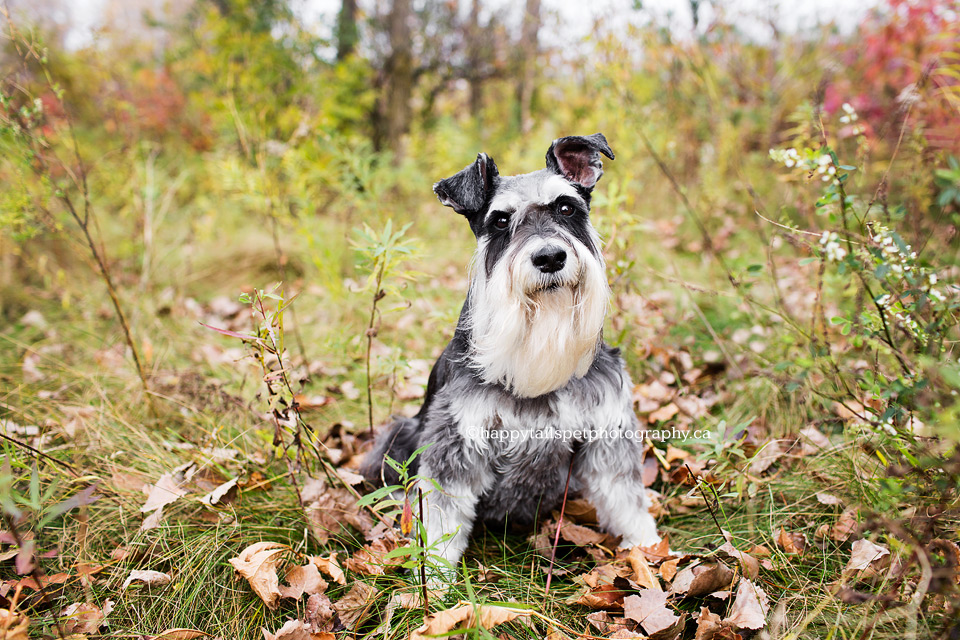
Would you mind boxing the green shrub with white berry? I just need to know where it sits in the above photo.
[769,103,959,444]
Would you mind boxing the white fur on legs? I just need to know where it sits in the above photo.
[576,437,661,549]
[418,479,480,582]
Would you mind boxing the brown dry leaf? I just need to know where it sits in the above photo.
[562,498,598,524]
[672,562,735,597]
[659,559,679,582]
[815,492,843,506]
[408,603,532,640]
[310,554,346,585]
[609,631,646,639]
[626,545,661,590]
[776,527,807,555]
[228,542,287,609]
[844,539,890,575]
[623,590,684,639]
[301,478,373,544]
[639,537,672,564]
[716,543,759,580]
[122,569,172,589]
[798,426,831,455]
[694,607,723,640]
[140,506,165,532]
[573,580,630,609]
[151,630,210,640]
[559,522,605,547]
[747,441,784,475]
[816,509,859,542]
[279,563,328,599]
[649,403,679,424]
[262,619,334,640]
[305,593,337,632]
[333,581,378,631]
[0,608,30,640]
[344,527,407,576]
[61,600,113,634]
[722,578,768,631]
[141,473,188,513]
[200,478,238,506]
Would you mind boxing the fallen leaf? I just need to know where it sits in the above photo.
[747,441,784,475]
[562,498,598,524]
[844,539,890,574]
[279,563,327,599]
[305,592,337,632]
[228,542,287,609]
[649,403,679,423]
[310,554,346,585]
[694,607,723,640]
[623,590,685,639]
[141,473,188,513]
[659,559,679,581]
[722,578,768,631]
[716,543,759,580]
[200,478,238,506]
[816,509,859,542]
[61,600,113,634]
[815,492,842,506]
[409,603,532,640]
[573,579,631,609]
[140,506,165,532]
[301,478,373,543]
[559,522,606,547]
[0,608,29,640]
[122,570,172,589]
[333,581,378,631]
[344,527,407,576]
[262,619,334,640]
[672,562,735,597]
[798,426,831,454]
[336,468,365,487]
[151,630,210,639]
[776,527,807,555]
[626,545,661,590]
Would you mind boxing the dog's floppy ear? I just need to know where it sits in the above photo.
[433,153,499,226]
[545,133,614,189]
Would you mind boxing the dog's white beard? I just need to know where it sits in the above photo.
[467,239,609,398]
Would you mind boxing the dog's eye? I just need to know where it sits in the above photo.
[558,204,574,216]
[493,214,510,230]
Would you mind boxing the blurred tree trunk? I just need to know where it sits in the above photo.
[375,0,414,160]
[336,0,358,61]
[516,0,540,134]
[467,0,483,123]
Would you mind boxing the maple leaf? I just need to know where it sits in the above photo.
[623,590,685,639]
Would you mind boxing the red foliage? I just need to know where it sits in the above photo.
[825,0,960,151]
[111,68,212,151]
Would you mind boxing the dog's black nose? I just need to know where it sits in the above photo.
[531,246,567,273]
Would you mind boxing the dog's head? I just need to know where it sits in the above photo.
[433,134,614,398]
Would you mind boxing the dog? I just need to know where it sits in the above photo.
[361,133,661,574]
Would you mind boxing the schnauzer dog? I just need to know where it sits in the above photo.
[361,133,661,573]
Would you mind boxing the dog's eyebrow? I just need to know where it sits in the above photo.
[484,175,586,225]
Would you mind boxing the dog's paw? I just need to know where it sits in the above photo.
[619,530,662,550]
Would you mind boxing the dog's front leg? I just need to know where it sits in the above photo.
[575,431,661,549]
[416,464,490,581]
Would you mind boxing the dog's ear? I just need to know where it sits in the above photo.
[433,153,499,225]
[545,133,614,189]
